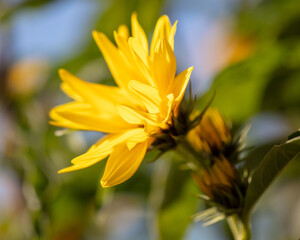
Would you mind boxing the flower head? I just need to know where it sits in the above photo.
[50,13,193,187]
[187,108,231,156]
[193,156,236,201]
[192,155,248,220]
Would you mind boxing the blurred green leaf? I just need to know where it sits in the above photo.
[158,176,198,240]
[197,44,282,123]
[197,0,300,124]
[242,131,300,218]
[160,162,190,209]
[0,0,55,22]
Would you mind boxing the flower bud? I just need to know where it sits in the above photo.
[188,108,231,155]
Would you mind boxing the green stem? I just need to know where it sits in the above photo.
[176,137,206,172]
[227,215,251,240]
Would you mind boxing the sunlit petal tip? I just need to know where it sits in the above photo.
[157,15,172,30]
[92,31,105,44]
[131,12,140,28]
[154,38,162,53]
[184,67,194,85]
[100,175,119,188]
[170,21,178,39]
[127,141,137,151]
[131,13,140,31]
[92,30,100,38]
[58,69,79,87]
[58,68,69,78]
[48,120,58,126]
[57,164,80,174]
[100,142,147,188]
[159,15,171,23]
[100,180,111,188]
[117,25,129,39]
[131,11,137,20]
[188,66,194,73]
[131,11,149,54]
[49,107,55,116]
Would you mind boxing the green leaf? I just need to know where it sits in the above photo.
[196,44,282,123]
[160,162,190,209]
[155,157,198,240]
[0,0,54,22]
[158,178,198,240]
[242,131,300,218]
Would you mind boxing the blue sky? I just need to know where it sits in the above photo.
[11,0,99,63]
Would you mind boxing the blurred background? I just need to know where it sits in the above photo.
[0,0,299,239]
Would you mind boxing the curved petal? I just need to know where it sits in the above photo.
[131,12,149,54]
[60,82,82,101]
[160,93,174,123]
[168,20,177,50]
[59,69,137,113]
[152,39,176,95]
[50,101,132,133]
[114,31,153,86]
[93,31,132,89]
[117,105,160,127]
[58,128,148,173]
[128,80,160,113]
[50,102,93,131]
[172,66,194,101]
[117,24,129,39]
[58,135,113,174]
[100,141,148,187]
[128,37,148,67]
[150,15,172,57]
[93,31,151,88]
[171,67,193,114]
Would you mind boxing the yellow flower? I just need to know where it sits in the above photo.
[187,108,231,154]
[50,13,193,187]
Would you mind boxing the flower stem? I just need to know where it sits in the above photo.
[227,214,251,240]
[176,137,207,172]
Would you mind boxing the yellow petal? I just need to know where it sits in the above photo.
[50,101,132,133]
[94,30,151,88]
[58,69,137,116]
[166,67,193,115]
[171,66,193,101]
[58,128,148,173]
[126,131,150,150]
[117,24,129,39]
[131,12,149,55]
[128,80,160,113]
[159,93,174,124]
[60,82,82,101]
[114,31,153,86]
[114,30,135,63]
[58,134,113,173]
[128,37,149,68]
[170,67,194,101]
[49,102,93,130]
[86,128,148,155]
[117,105,144,125]
[93,31,131,89]
[152,39,176,95]
[169,20,177,50]
[117,105,159,127]
[150,15,172,58]
[100,141,148,187]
